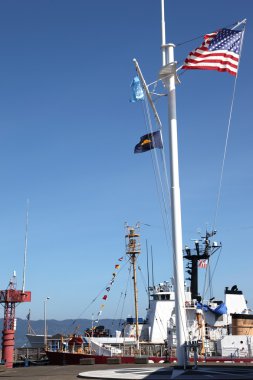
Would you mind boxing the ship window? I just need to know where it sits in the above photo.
[166,295,170,300]
[161,295,165,300]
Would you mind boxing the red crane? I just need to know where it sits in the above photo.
[0,273,31,368]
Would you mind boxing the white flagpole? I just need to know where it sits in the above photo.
[161,0,187,366]
[161,0,166,66]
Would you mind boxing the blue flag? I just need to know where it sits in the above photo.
[130,76,144,102]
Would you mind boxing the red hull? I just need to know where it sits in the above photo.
[46,350,253,366]
[46,351,167,365]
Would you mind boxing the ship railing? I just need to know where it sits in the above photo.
[120,343,166,357]
[149,283,174,293]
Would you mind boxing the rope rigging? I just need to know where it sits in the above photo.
[201,247,223,301]
[112,265,132,330]
[137,265,148,295]
[175,20,243,47]
[111,291,124,330]
[212,25,246,231]
[141,83,172,249]
[139,80,189,341]
[67,256,131,333]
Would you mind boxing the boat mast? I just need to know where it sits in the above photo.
[160,0,187,365]
[184,231,222,300]
[125,223,141,350]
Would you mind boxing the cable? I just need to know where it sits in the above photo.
[142,93,173,249]
[137,265,148,295]
[212,25,246,231]
[175,21,241,47]
[142,92,189,342]
[111,291,124,330]
[202,248,223,300]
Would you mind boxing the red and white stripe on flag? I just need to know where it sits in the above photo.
[198,259,208,268]
[182,28,242,76]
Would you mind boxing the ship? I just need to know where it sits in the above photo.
[45,228,253,364]
[25,310,52,349]
[46,0,250,366]
[46,225,170,364]
[26,333,52,349]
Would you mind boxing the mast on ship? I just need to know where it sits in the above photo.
[133,1,245,367]
[125,223,141,350]
[184,231,221,301]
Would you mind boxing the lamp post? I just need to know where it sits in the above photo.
[44,297,50,348]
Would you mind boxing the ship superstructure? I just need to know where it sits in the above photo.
[122,230,253,358]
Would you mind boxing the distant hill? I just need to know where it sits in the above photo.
[0,318,124,348]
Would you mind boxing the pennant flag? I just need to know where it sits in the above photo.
[130,76,144,102]
[26,311,31,321]
[118,257,123,261]
[198,259,208,269]
[134,130,163,154]
[93,256,124,328]
[182,28,242,76]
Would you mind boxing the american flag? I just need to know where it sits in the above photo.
[182,28,243,76]
[198,259,208,269]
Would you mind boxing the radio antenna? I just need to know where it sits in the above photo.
[22,199,29,293]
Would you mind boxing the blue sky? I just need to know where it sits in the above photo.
[0,0,252,324]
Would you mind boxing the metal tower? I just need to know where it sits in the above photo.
[0,272,31,368]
